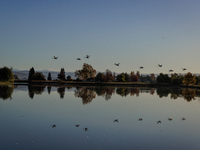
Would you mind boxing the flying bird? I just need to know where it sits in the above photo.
[52,56,58,59]
[158,64,162,67]
[182,117,186,121]
[115,63,120,66]
[138,118,143,121]
[139,66,144,69]
[182,68,187,71]
[114,119,119,123]
[156,120,161,124]
[75,124,80,127]
[169,70,173,72]
[168,117,172,121]
[77,58,81,60]
[85,55,90,59]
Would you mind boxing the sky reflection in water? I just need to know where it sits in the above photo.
[0,85,200,150]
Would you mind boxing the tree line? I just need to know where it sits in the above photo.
[1,64,200,86]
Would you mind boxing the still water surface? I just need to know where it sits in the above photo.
[0,85,200,150]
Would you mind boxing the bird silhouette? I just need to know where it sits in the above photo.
[115,63,120,66]
[156,120,161,124]
[158,64,162,67]
[114,119,119,123]
[138,118,143,121]
[75,124,80,127]
[182,117,186,121]
[168,117,172,121]
[52,56,58,59]
[182,68,187,71]
[83,128,88,132]
[51,124,57,129]
[139,66,144,69]
[85,55,90,59]
[77,58,81,60]
[169,70,173,72]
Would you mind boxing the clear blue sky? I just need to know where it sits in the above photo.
[1,0,200,74]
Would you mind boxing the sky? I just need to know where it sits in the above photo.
[1,0,200,74]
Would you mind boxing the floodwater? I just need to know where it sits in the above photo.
[0,85,200,150]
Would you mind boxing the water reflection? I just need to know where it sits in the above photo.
[74,87,96,104]
[57,86,65,99]
[0,85,14,100]
[1,85,200,103]
[28,85,46,99]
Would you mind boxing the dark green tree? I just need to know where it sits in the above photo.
[95,72,104,82]
[31,72,46,80]
[117,74,126,82]
[66,75,72,81]
[171,73,183,85]
[57,68,65,80]
[28,67,35,81]
[0,67,14,82]
[47,72,52,81]
[157,73,171,84]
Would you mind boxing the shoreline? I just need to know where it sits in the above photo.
[11,80,200,89]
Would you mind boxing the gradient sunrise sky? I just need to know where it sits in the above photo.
[1,0,200,74]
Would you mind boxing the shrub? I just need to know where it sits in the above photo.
[31,72,46,81]
[0,67,14,82]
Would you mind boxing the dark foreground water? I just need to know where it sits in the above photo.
[0,85,200,150]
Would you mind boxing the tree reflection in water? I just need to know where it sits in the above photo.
[47,86,51,94]
[1,85,199,103]
[116,87,130,97]
[57,87,65,99]
[74,87,96,105]
[182,89,196,102]
[0,85,14,100]
[95,87,115,100]
[28,85,46,99]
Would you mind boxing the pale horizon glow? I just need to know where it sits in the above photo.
[1,0,200,74]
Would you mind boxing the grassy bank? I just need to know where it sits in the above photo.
[0,81,13,85]
[13,80,200,89]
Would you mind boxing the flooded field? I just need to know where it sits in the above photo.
[1,85,200,150]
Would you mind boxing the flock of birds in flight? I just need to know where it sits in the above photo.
[51,117,186,131]
[52,55,187,72]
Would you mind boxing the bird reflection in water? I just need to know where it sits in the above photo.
[83,128,88,132]
[51,124,57,129]
[156,121,161,124]
[75,124,80,127]
[114,119,119,123]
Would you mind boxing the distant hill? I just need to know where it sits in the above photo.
[12,69,75,80]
